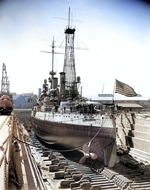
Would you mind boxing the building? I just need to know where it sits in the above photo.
[85,94,150,111]
[13,94,37,109]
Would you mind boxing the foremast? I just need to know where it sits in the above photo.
[63,7,77,90]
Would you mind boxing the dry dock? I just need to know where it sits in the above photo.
[0,111,150,190]
[0,112,45,190]
[0,115,11,190]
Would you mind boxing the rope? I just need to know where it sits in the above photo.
[13,117,106,153]
[87,117,106,146]
[42,118,105,153]
[13,136,36,147]
[13,135,83,152]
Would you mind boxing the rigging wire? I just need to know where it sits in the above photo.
[13,117,106,153]
[76,35,89,50]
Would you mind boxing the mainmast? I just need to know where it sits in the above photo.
[68,7,70,28]
[50,36,56,79]
[41,37,57,90]
[63,7,76,90]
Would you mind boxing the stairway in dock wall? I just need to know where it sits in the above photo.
[116,112,150,159]
[128,114,150,153]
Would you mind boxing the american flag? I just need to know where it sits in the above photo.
[115,79,137,97]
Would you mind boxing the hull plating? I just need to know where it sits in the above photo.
[31,115,116,167]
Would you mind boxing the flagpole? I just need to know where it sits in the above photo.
[112,79,116,104]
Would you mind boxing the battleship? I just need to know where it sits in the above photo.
[31,8,117,167]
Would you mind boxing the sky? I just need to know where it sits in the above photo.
[0,0,150,99]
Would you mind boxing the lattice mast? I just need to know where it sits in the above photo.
[63,7,76,89]
[1,63,10,93]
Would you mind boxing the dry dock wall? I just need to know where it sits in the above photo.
[115,112,150,155]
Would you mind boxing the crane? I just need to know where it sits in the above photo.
[1,63,10,93]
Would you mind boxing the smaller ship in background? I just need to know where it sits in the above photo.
[0,94,13,115]
[31,8,117,167]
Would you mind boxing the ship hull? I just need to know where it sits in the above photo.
[31,115,116,167]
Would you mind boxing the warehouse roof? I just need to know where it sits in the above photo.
[116,103,142,108]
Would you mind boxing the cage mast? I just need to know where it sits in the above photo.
[63,7,76,90]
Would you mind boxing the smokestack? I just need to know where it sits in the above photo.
[38,88,41,98]
[81,86,82,96]
[52,77,58,89]
[60,72,65,93]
